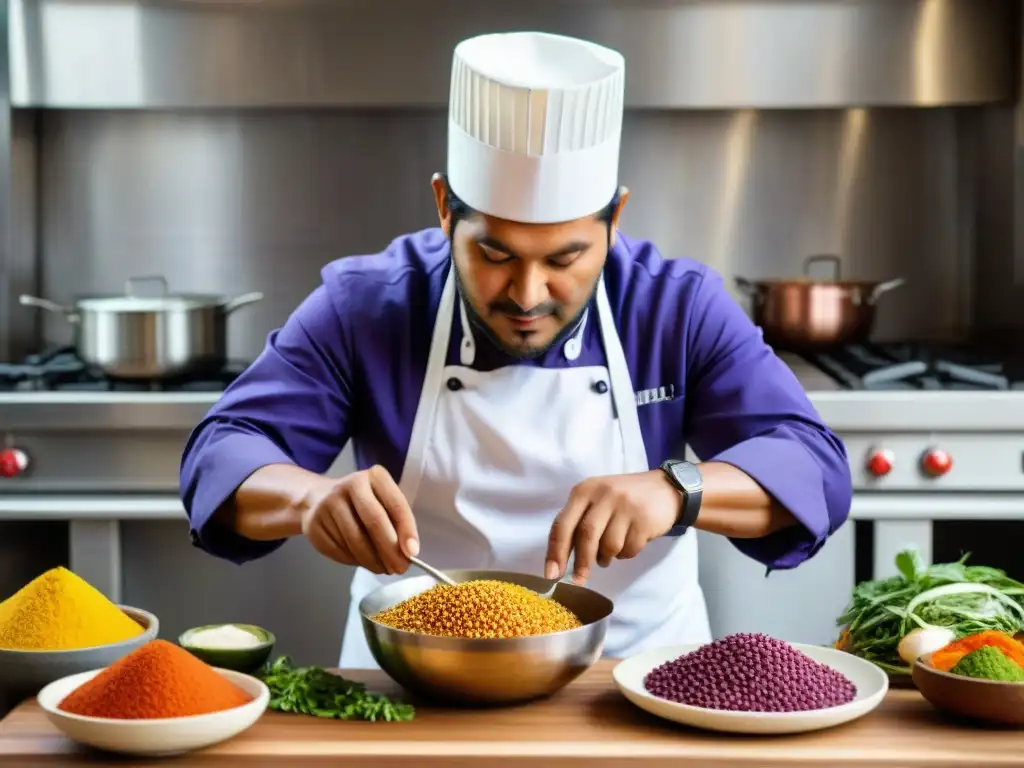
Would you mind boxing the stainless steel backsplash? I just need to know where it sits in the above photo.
[10,0,1015,109]
[4,105,1010,362]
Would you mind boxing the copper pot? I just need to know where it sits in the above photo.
[735,255,904,350]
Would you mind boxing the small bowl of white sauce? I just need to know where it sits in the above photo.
[177,624,275,673]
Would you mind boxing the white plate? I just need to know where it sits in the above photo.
[613,642,888,735]
[37,666,269,757]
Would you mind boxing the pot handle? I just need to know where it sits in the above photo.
[19,294,80,323]
[803,254,842,279]
[223,292,265,313]
[734,276,764,306]
[125,275,169,297]
[868,278,905,304]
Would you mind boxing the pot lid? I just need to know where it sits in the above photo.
[75,295,227,312]
[745,254,901,289]
[75,276,230,312]
[746,277,889,288]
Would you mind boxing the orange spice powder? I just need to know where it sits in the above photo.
[930,630,1024,673]
[58,639,252,719]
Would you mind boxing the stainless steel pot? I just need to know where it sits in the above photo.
[735,255,904,350]
[20,275,264,379]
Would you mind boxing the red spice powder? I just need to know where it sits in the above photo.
[57,639,252,719]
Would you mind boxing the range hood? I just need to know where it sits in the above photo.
[8,0,1018,110]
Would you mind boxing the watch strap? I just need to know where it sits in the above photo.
[660,459,703,536]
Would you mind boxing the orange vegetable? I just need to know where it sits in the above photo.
[930,630,1024,672]
[834,629,850,651]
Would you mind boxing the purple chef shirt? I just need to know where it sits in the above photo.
[180,228,852,573]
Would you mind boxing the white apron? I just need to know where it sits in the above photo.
[339,266,711,668]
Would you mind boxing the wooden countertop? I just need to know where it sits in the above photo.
[1,661,1022,767]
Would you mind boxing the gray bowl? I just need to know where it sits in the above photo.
[0,605,158,700]
[359,569,612,706]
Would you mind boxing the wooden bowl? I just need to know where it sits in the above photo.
[913,652,1024,726]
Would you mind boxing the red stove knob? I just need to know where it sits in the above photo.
[866,449,894,477]
[921,448,953,478]
[0,448,29,478]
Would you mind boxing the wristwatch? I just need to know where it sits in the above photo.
[659,459,703,536]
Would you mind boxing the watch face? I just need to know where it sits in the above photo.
[669,461,701,491]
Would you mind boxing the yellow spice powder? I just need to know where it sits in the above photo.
[373,579,583,639]
[0,566,145,651]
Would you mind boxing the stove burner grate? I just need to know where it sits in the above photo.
[801,342,1018,391]
[0,347,248,393]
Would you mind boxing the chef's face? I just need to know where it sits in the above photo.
[432,174,629,360]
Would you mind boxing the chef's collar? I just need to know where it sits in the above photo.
[457,298,590,366]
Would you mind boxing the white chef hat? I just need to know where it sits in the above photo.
[446,31,626,225]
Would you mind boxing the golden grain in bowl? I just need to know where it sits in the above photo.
[372,579,583,639]
[360,569,612,705]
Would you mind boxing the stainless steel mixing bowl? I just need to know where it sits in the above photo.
[359,569,613,705]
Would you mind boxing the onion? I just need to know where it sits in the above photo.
[897,626,956,664]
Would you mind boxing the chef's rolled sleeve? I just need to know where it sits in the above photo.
[684,269,852,572]
[709,433,838,569]
[183,431,296,563]
[180,282,355,565]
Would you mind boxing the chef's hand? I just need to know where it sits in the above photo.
[300,465,419,575]
[545,470,679,584]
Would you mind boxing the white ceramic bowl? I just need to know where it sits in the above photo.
[613,642,888,735]
[36,667,269,757]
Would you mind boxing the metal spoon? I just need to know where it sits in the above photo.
[410,553,572,597]
[536,553,576,598]
[408,555,458,587]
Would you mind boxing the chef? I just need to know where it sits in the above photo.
[180,31,852,669]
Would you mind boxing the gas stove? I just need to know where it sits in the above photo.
[773,339,1024,589]
[0,347,251,489]
[0,347,248,393]
[2,339,1024,494]
[793,341,1024,391]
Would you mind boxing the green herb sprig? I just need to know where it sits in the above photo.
[836,548,1024,677]
[255,655,415,722]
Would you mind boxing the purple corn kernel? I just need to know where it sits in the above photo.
[643,633,857,712]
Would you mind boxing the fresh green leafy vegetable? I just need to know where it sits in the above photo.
[255,655,415,722]
[835,548,1024,677]
[895,548,923,582]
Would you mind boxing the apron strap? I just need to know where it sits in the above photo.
[457,293,476,366]
[398,267,648,502]
[397,266,458,504]
[595,274,648,474]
